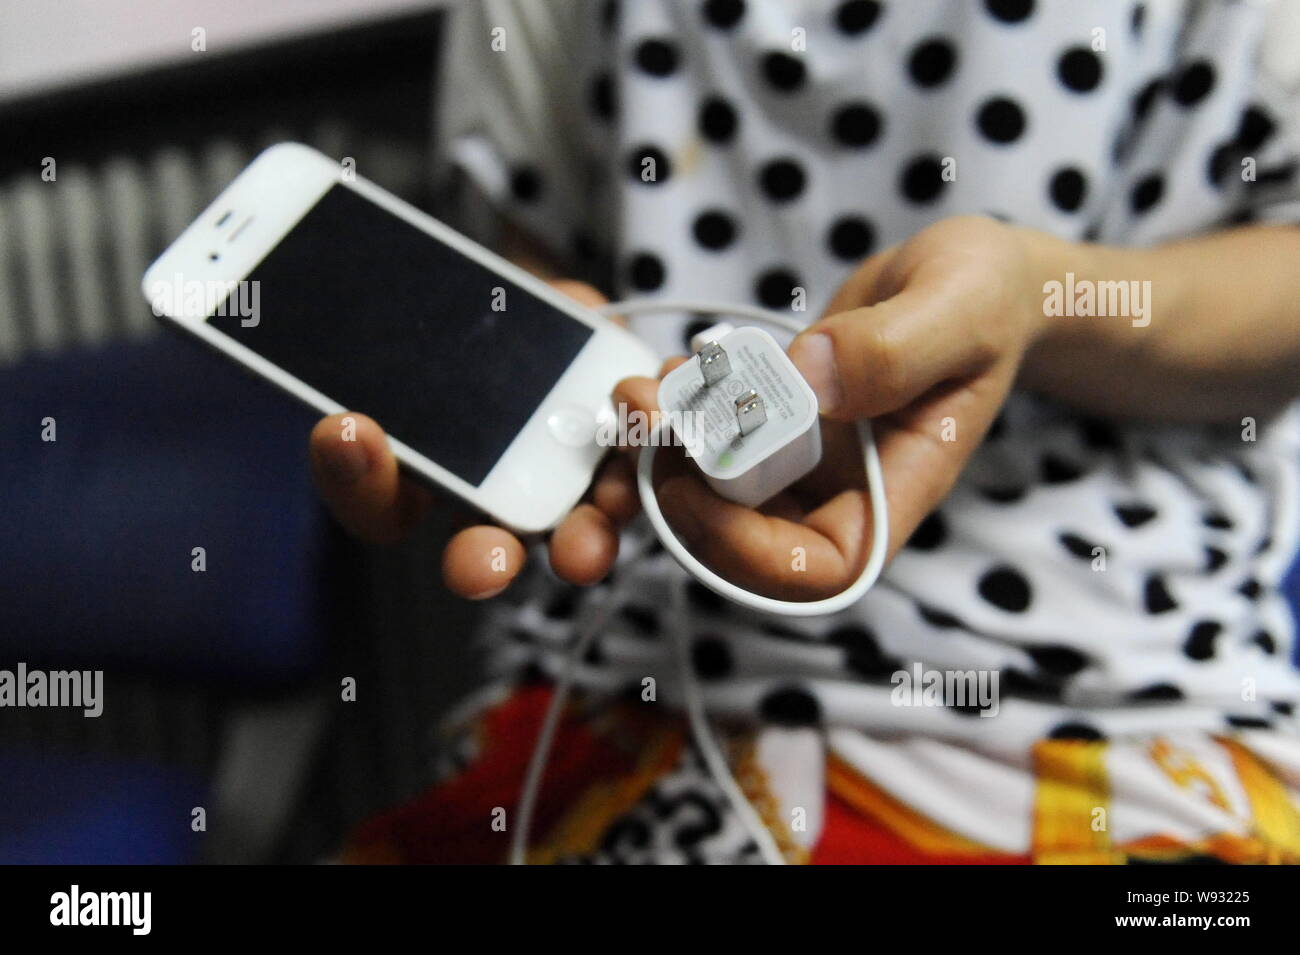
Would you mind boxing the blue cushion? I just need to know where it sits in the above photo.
[0,748,207,864]
[0,336,328,682]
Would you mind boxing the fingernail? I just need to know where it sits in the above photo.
[465,583,509,601]
[789,333,842,414]
[322,439,370,484]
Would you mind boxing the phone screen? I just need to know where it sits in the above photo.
[209,184,593,487]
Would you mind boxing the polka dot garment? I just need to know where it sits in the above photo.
[434,0,1300,854]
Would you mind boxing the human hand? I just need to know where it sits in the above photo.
[616,216,1052,601]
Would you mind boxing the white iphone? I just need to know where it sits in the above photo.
[143,143,658,533]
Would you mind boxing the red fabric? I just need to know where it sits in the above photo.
[810,790,1031,865]
[347,685,640,864]
[347,685,1033,864]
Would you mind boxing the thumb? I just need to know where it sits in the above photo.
[787,280,992,422]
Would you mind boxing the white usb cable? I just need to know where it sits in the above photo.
[511,299,888,865]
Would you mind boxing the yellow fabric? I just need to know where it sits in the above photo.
[1218,736,1300,864]
[1031,740,1122,864]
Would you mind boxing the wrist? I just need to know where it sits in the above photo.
[1012,226,1094,345]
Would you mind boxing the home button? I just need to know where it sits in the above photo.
[547,404,597,447]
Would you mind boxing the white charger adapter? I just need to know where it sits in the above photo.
[657,324,822,507]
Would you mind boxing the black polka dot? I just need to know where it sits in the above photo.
[602,815,651,849]
[1131,3,1146,36]
[978,565,1032,612]
[1114,503,1156,528]
[544,589,578,618]
[1057,47,1103,93]
[1256,535,1273,555]
[1130,173,1164,213]
[1144,575,1178,614]
[1041,453,1084,483]
[1225,714,1272,730]
[1171,60,1215,107]
[589,72,615,122]
[1028,645,1089,676]
[571,228,600,263]
[758,685,823,726]
[1133,78,1162,121]
[908,38,957,88]
[949,700,990,718]
[1258,161,1299,186]
[755,268,801,308]
[1236,105,1276,151]
[1273,700,1294,716]
[698,96,739,143]
[583,638,605,665]
[635,38,679,77]
[758,158,807,201]
[682,319,713,351]
[1059,532,1099,560]
[827,216,875,260]
[1237,577,1262,601]
[687,579,726,613]
[693,209,738,250]
[976,96,1027,144]
[982,486,1026,504]
[830,102,883,148]
[509,166,543,202]
[1252,630,1277,655]
[627,145,672,186]
[1203,546,1228,573]
[1229,206,1259,225]
[691,635,734,679]
[762,51,806,92]
[1130,683,1184,702]
[827,624,899,677]
[917,604,965,629]
[702,0,745,29]
[627,252,666,291]
[907,511,948,551]
[1202,511,1233,530]
[1049,722,1106,741]
[519,661,548,685]
[1049,167,1088,212]
[1207,142,1235,189]
[619,604,660,637]
[985,0,1034,23]
[1079,417,1121,450]
[835,0,881,34]
[1005,668,1062,701]
[900,154,947,203]
[1183,620,1221,661]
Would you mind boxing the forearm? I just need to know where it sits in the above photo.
[1019,224,1300,423]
